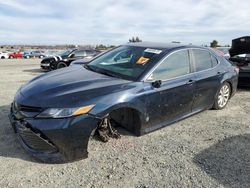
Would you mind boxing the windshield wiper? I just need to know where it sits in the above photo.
[97,70,119,78]
[84,64,95,72]
[84,65,123,79]
[84,65,120,78]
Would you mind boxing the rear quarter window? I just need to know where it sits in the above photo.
[211,55,218,67]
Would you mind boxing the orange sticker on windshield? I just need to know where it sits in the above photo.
[136,57,150,65]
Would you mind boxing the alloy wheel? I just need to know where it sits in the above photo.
[218,84,230,108]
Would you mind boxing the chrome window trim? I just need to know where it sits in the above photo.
[143,47,221,82]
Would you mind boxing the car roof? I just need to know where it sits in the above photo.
[125,42,202,51]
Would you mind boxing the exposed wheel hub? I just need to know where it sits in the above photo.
[96,117,121,142]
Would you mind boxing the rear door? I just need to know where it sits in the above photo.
[191,49,221,112]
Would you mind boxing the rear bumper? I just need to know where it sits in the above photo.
[9,104,99,163]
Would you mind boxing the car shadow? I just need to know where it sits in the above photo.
[22,68,48,73]
[0,104,45,163]
[193,134,250,187]
[238,85,250,91]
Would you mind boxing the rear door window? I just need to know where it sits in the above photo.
[192,49,214,71]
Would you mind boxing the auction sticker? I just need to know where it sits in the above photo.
[144,48,162,54]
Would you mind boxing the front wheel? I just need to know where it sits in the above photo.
[213,82,231,110]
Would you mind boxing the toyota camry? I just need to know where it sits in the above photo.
[9,42,238,163]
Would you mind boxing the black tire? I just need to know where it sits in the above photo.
[50,63,56,70]
[213,82,231,110]
[1,56,5,59]
[57,62,67,69]
[9,56,14,59]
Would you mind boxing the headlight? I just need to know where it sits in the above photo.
[36,105,95,118]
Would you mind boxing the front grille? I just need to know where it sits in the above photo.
[14,102,43,113]
[16,123,57,152]
[12,102,43,119]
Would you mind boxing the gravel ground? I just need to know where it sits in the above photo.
[0,59,249,188]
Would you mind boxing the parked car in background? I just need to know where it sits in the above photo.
[8,51,23,59]
[0,51,9,59]
[10,42,238,163]
[70,51,107,66]
[23,51,46,59]
[229,36,250,86]
[40,48,101,70]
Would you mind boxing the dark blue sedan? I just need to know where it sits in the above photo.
[9,42,238,163]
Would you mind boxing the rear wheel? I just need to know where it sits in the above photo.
[1,56,5,59]
[213,82,231,110]
[26,56,30,59]
[57,62,67,69]
[9,56,14,59]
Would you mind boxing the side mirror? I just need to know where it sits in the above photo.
[152,80,162,88]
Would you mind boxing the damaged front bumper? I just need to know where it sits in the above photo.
[9,103,99,163]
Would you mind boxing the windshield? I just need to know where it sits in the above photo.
[86,45,163,80]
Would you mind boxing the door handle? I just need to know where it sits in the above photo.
[186,79,195,85]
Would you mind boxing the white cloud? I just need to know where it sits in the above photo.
[0,0,249,45]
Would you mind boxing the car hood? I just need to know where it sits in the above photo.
[16,66,131,108]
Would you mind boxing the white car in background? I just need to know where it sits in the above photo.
[0,52,9,59]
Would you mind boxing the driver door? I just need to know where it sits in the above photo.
[144,49,195,131]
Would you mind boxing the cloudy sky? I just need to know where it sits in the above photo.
[0,0,249,45]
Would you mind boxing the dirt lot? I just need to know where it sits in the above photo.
[0,59,249,188]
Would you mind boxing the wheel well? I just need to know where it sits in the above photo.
[109,107,142,136]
